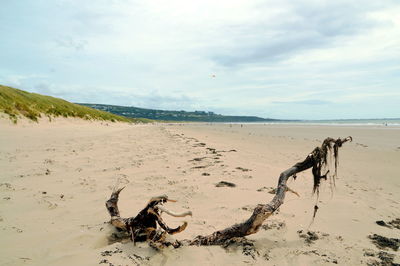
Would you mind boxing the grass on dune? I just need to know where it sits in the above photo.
[0,85,150,124]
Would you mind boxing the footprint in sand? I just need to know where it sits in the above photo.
[193,143,206,147]
[261,219,286,231]
[44,159,54,165]
[216,181,236,187]
[144,175,166,181]
[297,230,330,245]
[11,226,23,233]
[257,187,276,194]
[191,165,209,169]
[118,174,130,185]
[206,147,217,154]
[37,196,58,210]
[356,143,368,148]
[189,157,206,162]
[236,167,252,172]
[78,177,97,192]
[0,183,15,191]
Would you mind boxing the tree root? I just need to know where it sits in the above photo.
[105,190,191,247]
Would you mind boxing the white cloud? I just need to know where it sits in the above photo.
[0,0,399,119]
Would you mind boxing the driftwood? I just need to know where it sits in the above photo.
[106,191,192,248]
[106,136,351,247]
[187,136,352,246]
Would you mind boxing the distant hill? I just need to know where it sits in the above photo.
[79,103,278,122]
[0,85,147,123]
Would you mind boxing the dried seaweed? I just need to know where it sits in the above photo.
[311,136,352,194]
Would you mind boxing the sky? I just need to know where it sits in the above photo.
[0,0,399,119]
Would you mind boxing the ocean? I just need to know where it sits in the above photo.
[231,119,400,127]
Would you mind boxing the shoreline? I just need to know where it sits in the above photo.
[170,121,400,128]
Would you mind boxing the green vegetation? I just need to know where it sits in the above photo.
[79,103,278,122]
[0,85,148,123]
[0,84,277,124]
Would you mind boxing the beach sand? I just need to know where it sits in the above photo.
[1,118,399,265]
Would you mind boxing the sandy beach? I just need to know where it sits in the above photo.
[1,119,399,265]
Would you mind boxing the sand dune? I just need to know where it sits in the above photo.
[0,118,399,265]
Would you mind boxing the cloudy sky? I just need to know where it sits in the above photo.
[1,0,399,119]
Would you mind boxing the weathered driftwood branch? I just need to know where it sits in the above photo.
[186,136,352,246]
[106,190,192,247]
[106,136,351,247]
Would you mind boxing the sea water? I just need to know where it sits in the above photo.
[229,119,400,127]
